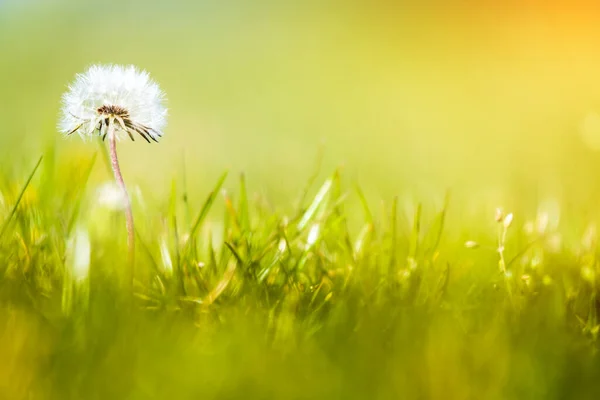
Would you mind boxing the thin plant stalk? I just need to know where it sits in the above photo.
[107,120,135,290]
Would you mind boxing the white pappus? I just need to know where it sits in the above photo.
[59,64,167,142]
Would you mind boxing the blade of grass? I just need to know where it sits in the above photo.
[223,191,240,233]
[388,196,398,273]
[0,155,43,240]
[238,173,250,232]
[135,229,161,275]
[297,175,333,231]
[181,150,192,230]
[296,147,324,215]
[356,184,375,226]
[225,241,245,266]
[66,153,97,235]
[424,191,450,258]
[408,203,422,259]
[188,172,228,240]
[169,180,184,294]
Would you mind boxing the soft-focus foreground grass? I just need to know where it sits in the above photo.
[1,148,600,400]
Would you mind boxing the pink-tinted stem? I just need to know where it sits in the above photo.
[108,122,135,290]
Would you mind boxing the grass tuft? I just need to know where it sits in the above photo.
[1,154,600,399]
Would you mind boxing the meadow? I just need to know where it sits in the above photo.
[2,1,600,399]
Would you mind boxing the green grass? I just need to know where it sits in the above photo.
[1,150,600,400]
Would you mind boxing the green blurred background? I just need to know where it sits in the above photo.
[4,2,600,399]
[2,0,600,208]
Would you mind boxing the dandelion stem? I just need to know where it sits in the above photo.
[108,121,135,291]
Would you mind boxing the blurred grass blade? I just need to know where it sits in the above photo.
[238,173,250,232]
[181,150,192,229]
[169,180,184,293]
[0,155,43,240]
[66,153,97,235]
[388,196,398,272]
[354,223,373,259]
[356,184,374,225]
[223,191,240,232]
[204,260,237,305]
[296,148,324,214]
[298,176,333,231]
[424,191,450,257]
[136,229,161,274]
[408,203,422,258]
[225,241,245,266]
[188,172,228,240]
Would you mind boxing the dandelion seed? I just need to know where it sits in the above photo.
[59,64,167,291]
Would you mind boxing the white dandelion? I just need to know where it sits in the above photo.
[59,64,167,288]
[59,64,167,142]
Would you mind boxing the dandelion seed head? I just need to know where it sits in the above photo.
[59,64,167,142]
